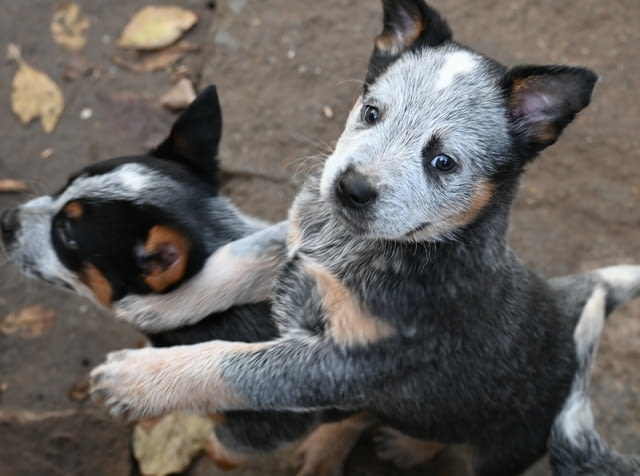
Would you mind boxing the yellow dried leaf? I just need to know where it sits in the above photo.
[112,40,200,73]
[0,305,57,338]
[8,44,64,134]
[118,6,198,50]
[133,412,214,476]
[51,3,90,51]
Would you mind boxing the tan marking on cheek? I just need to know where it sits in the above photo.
[63,201,84,219]
[80,263,113,307]
[143,225,190,292]
[450,181,495,227]
[306,265,394,345]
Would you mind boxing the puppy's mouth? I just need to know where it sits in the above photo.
[330,206,369,236]
[405,221,431,237]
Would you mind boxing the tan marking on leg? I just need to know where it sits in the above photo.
[375,426,445,469]
[80,262,113,307]
[90,341,273,418]
[290,413,373,476]
[203,431,246,470]
[143,225,190,292]
[450,181,495,227]
[63,201,83,218]
[208,412,226,425]
[307,265,394,345]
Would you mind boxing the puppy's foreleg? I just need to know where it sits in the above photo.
[113,221,288,332]
[90,337,385,419]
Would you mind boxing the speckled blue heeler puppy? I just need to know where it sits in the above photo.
[89,1,640,474]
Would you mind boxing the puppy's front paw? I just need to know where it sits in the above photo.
[90,347,180,420]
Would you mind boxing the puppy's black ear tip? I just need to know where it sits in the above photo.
[570,67,600,108]
[197,84,221,105]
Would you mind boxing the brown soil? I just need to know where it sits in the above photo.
[0,1,638,475]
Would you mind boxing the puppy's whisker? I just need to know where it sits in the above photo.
[336,78,368,88]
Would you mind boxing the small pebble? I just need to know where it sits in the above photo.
[40,147,53,159]
[323,105,334,119]
[80,108,93,120]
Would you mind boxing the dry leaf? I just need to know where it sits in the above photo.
[51,3,90,50]
[159,78,196,111]
[133,412,214,476]
[112,40,199,73]
[0,305,57,338]
[0,179,29,193]
[118,6,198,50]
[8,44,64,134]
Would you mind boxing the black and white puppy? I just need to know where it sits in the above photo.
[548,282,640,476]
[86,2,640,475]
[0,86,328,470]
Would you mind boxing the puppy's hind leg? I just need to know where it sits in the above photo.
[207,410,317,470]
[373,426,445,469]
[550,264,640,323]
[290,413,374,476]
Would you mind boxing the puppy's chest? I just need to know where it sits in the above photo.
[274,251,396,346]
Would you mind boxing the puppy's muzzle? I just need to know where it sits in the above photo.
[1,208,20,246]
[336,170,377,209]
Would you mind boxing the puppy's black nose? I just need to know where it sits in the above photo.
[336,170,377,209]
[1,209,19,244]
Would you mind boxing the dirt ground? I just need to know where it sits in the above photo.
[0,0,638,475]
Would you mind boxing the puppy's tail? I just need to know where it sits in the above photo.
[548,266,640,475]
[550,264,640,321]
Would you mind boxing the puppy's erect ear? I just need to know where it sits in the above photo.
[151,85,222,186]
[505,66,598,157]
[136,225,190,293]
[366,0,452,85]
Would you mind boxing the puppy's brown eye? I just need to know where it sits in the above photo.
[55,218,79,250]
[361,105,380,125]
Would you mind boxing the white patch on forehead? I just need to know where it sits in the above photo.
[435,51,477,91]
[55,163,173,208]
[119,169,148,192]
